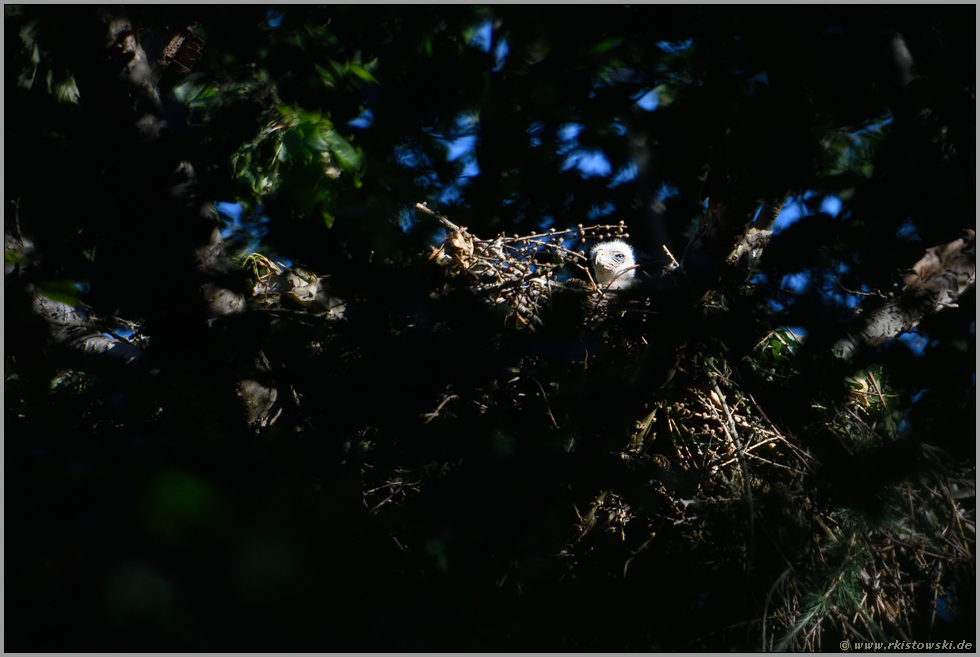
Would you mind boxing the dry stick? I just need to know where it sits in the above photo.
[662,244,680,268]
[367,478,423,513]
[416,201,623,252]
[422,394,459,424]
[866,368,897,435]
[623,532,657,578]
[940,481,972,552]
[531,377,560,429]
[711,381,756,574]
[604,263,642,291]
[740,450,800,475]
[762,566,795,652]
[744,390,815,473]
[414,201,458,231]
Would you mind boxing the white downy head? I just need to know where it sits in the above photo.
[590,240,636,289]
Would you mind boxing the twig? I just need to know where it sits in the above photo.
[531,377,560,429]
[422,394,459,424]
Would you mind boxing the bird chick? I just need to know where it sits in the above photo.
[590,240,636,289]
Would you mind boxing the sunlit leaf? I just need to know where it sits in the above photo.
[171,72,209,104]
[37,280,79,306]
[51,72,80,104]
[652,83,674,107]
[321,129,362,173]
[349,63,379,84]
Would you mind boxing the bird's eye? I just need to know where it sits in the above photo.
[613,253,625,263]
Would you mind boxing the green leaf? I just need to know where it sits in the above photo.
[37,280,80,306]
[17,42,39,89]
[322,129,362,172]
[589,38,622,55]
[315,63,336,89]
[187,82,219,108]
[348,63,378,84]
[327,59,348,78]
[283,129,313,165]
[171,72,209,104]
[53,73,80,104]
[652,83,674,107]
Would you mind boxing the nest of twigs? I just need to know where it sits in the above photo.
[417,201,646,329]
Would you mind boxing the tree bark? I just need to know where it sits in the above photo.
[836,229,975,356]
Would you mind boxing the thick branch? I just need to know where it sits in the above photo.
[30,285,143,365]
[836,229,976,357]
[681,167,787,294]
